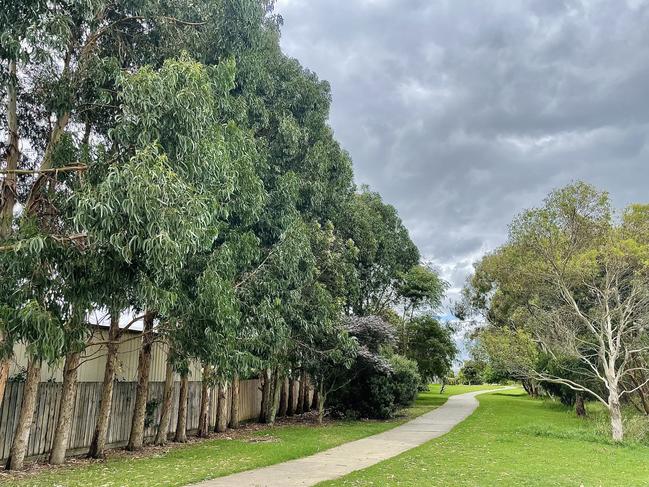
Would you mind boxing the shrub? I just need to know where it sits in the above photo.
[390,355,421,408]
[329,353,421,419]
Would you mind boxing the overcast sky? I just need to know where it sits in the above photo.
[275,0,649,307]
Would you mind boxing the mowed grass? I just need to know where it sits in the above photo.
[320,389,649,487]
[4,385,490,487]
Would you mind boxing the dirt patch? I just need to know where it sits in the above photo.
[244,434,280,443]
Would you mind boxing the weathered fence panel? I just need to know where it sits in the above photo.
[0,379,262,461]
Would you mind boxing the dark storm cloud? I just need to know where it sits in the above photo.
[275,0,649,303]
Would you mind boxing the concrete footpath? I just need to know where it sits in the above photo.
[190,388,507,487]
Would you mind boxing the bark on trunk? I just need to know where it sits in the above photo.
[6,359,41,470]
[575,393,586,418]
[259,368,271,423]
[311,381,319,411]
[287,378,296,416]
[127,311,156,451]
[317,382,326,425]
[25,110,70,214]
[174,371,189,443]
[609,385,624,442]
[301,372,310,413]
[278,377,289,417]
[49,352,80,464]
[0,61,19,413]
[1,60,19,238]
[296,371,306,414]
[268,370,282,425]
[198,365,211,438]
[0,357,9,411]
[88,315,120,458]
[216,382,228,433]
[154,359,175,446]
[229,374,240,429]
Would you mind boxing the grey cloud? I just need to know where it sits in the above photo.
[276,0,649,304]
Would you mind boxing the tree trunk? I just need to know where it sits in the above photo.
[287,377,296,416]
[25,110,70,213]
[174,371,189,443]
[278,377,289,417]
[0,358,9,411]
[268,369,282,425]
[49,351,80,464]
[0,60,19,413]
[127,311,156,451]
[311,380,319,411]
[629,372,649,415]
[575,393,586,418]
[1,60,19,239]
[609,385,624,442]
[6,359,41,470]
[296,371,306,414]
[198,365,211,437]
[229,374,240,429]
[216,382,228,433]
[154,358,175,446]
[259,368,271,423]
[88,315,120,458]
[300,372,310,413]
[317,382,326,425]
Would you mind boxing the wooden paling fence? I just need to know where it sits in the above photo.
[0,379,263,461]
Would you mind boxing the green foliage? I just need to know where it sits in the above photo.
[398,265,447,313]
[0,0,431,426]
[458,360,485,385]
[388,355,421,408]
[337,189,420,316]
[405,316,457,381]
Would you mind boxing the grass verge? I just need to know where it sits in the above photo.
[320,389,649,487]
[1,384,489,487]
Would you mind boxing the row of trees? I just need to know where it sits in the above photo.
[0,0,453,469]
[461,182,649,442]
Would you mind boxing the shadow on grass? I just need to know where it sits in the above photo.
[490,390,527,398]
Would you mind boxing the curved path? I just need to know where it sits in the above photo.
[190,388,507,487]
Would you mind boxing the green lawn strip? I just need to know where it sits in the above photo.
[4,385,490,487]
[320,389,649,487]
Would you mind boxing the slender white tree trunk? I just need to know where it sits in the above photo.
[49,351,80,464]
[88,315,119,458]
[6,359,41,470]
[216,382,228,433]
[229,374,240,429]
[154,358,175,446]
[174,372,189,443]
[197,365,211,437]
[608,380,624,442]
[127,311,155,451]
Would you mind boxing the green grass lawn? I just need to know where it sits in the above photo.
[3,385,489,487]
[320,388,649,487]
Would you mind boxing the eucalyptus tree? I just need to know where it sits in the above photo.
[75,53,265,451]
[405,316,457,384]
[467,183,649,442]
[396,264,447,353]
[337,189,420,316]
[0,0,234,466]
[298,222,360,422]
